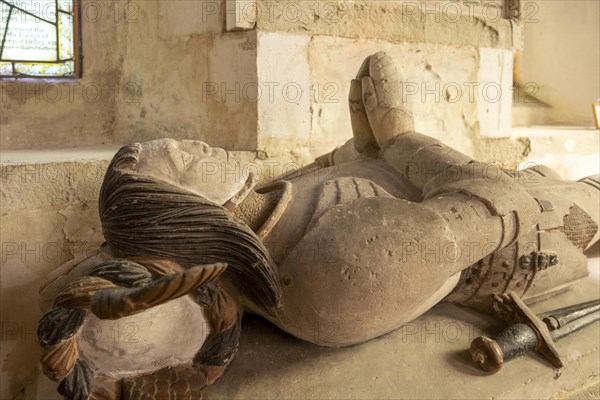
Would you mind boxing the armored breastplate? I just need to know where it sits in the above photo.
[308,176,394,230]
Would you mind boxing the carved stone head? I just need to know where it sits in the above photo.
[98,139,281,311]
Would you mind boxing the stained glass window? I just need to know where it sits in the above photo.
[0,0,80,78]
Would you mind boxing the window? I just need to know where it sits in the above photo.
[0,0,80,78]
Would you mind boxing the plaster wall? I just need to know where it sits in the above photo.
[0,1,126,149]
[1,0,521,154]
[110,1,260,150]
[519,0,600,126]
[0,158,108,399]
[0,0,262,151]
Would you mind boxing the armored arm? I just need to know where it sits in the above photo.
[351,51,542,254]
[382,132,541,252]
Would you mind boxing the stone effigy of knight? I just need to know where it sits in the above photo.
[37,53,599,399]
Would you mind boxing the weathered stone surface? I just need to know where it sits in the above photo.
[0,161,107,212]
[256,33,312,152]
[257,34,513,157]
[0,152,110,399]
[0,208,97,400]
[255,0,518,49]
[112,27,260,150]
[478,48,513,138]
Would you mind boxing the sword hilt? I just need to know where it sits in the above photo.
[469,292,563,373]
[470,323,539,373]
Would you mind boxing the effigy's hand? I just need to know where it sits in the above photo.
[347,56,379,155]
[353,51,415,149]
[316,52,416,167]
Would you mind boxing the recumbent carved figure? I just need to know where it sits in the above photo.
[37,52,599,399]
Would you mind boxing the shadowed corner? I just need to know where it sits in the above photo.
[584,241,600,258]
[202,314,338,399]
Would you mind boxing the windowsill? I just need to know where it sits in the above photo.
[0,145,120,164]
[511,125,599,138]
[510,125,600,181]
[0,77,79,83]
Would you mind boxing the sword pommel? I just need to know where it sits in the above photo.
[470,323,539,373]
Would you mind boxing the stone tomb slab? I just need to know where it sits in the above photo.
[30,257,600,399]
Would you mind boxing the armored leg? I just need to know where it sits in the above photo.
[448,172,599,310]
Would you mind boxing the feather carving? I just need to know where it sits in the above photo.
[91,263,227,319]
[53,277,116,309]
[41,336,78,382]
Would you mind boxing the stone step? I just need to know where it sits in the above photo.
[511,126,600,181]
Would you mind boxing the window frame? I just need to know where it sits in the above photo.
[0,0,82,79]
